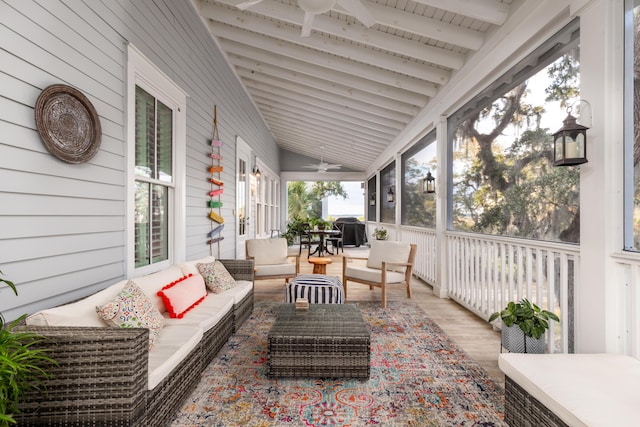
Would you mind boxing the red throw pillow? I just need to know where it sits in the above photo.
[157,274,207,318]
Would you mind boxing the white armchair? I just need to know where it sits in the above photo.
[246,238,300,283]
[342,241,417,308]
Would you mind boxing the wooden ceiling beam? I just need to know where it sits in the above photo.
[212,28,437,94]
[210,0,467,67]
[234,64,421,116]
[203,7,451,83]
[410,0,510,26]
[246,85,407,130]
[240,75,413,123]
[221,40,433,102]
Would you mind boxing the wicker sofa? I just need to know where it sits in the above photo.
[499,352,640,426]
[15,257,254,427]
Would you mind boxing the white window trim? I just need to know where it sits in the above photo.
[126,44,187,277]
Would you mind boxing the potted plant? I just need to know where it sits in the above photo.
[310,217,329,231]
[282,218,306,245]
[0,270,56,426]
[372,227,388,240]
[488,298,559,354]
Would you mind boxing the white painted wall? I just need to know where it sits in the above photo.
[0,0,278,320]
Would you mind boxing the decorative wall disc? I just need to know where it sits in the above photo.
[34,84,102,163]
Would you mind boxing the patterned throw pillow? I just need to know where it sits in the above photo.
[157,274,207,318]
[96,281,164,349]
[197,261,236,294]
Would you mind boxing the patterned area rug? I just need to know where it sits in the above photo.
[170,301,506,426]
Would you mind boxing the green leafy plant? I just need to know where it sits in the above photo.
[372,227,388,240]
[488,298,559,339]
[282,218,306,245]
[310,217,330,230]
[0,270,56,426]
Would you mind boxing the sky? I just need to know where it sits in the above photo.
[326,181,365,219]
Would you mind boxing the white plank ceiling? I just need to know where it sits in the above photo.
[195,0,514,172]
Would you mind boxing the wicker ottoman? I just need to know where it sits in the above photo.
[267,304,370,378]
[285,274,344,304]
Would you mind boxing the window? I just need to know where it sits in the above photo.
[380,162,395,224]
[401,131,436,228]
[134,86,172,268]
[367,175,376,222]
[128,45,186,275]
[448,20,580,243]
[625,0,640,250]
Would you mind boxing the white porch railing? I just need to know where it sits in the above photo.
[399,226,438,285]
[446,232,577,353]
[611,253,640,359]
[367,225,577,353]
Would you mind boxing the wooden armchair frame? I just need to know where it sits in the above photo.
[246,238,300,283]
[342,243,416,308]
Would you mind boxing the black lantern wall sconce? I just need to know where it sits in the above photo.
[553,103,590,167]
[387,187,395,203]
[369,193,376,206]
[422,171,435,194]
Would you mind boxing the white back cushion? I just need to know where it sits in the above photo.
[247,238,288,265]
[26,280,128,327]
[132,266,185,313]
[179,256,216,276]
[366,240,412,273]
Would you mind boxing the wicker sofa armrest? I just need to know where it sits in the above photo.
[219,258,254,281]
[16,326,149,426]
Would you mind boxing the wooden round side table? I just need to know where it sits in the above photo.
[308,257,332,274]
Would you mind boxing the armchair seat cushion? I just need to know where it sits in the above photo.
[255,263,297,277]
[344,265,406,284]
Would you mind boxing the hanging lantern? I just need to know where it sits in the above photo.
[369,193,376,206]
[553,108,589,166]
[387,187,394,203]
[422,171,435,194]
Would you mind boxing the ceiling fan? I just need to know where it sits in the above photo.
[235,0,376,37]
[301,146,341,173]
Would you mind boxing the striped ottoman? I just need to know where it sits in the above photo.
[285,274,344,304]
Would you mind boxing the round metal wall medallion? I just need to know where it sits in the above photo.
[34,84,102,164]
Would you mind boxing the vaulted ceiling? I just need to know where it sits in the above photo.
[195,0,514,172]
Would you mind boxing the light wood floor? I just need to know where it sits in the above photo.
[253,245,505,388]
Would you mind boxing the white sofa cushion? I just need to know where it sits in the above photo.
[163,294,234,332]
[148,324,203,390]
[499,353,640,427]
[345,265,406,284]
[132,266,185,314]
[366,241,411,273]
[255,263,296,277]
[247,238,288,265]
[26,279,128,327]
[221,280,253,304]
[179,256,216,277]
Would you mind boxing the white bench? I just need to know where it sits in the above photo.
[499,353,640,426]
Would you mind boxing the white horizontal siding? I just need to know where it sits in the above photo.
[0,0,279,320]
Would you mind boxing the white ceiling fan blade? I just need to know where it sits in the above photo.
[301,11,315,37]
[336,0,376,27]
[235,0,264,11]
